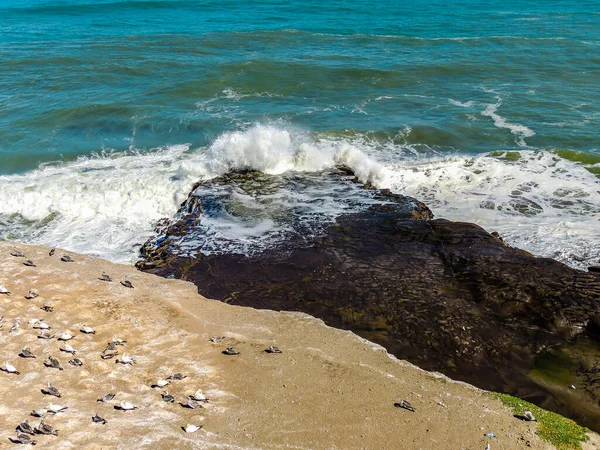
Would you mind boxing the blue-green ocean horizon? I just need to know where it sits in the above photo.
[0,0,598,270]
[1,0,599,173]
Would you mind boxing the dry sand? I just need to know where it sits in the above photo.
[0,241,598,449]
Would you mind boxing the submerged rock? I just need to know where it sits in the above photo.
[137,169,600,430]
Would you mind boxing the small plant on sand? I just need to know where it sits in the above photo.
[494,393,590,450]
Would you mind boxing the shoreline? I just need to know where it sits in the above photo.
[0,241,597,449]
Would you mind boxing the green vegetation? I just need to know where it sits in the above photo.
[493,393,590,450]
[490,150,522,161]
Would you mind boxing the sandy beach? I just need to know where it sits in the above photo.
[0,241,597,449]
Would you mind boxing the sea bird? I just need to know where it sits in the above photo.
[10,319,21,333]
[68,358,83,367]
[60,255,74,263]
[182,424,202,433]
[41,304,54,313]
[161,391,175,403]
[80,325,96,334]
[47,404,68,413]
[120,277,134,289]
[60,344,76,355]
[167,373,187,381]
[265,345,282,354]
[10,248,25,258]
[38,331,55,339]
[116,355,135,365]
[19,348,36,359]
[23,259,36,267]
[190,389,208,402]
[116,401,137,411]
[222,346,239,355]
[97,393,116,403]
[25,289,38,299]
[35,420,58,435]
[2,361,20,375]
[18,419,35,435]
[58,331,74,341]
[99,272,112,282]
[0,285,10,295]
[44,356,63,371]
[49,248,55,256]
[394,399,415,412]
[42,382,61,398]
[92,413,107,424]
[11,432,36,445]
[152,379,170,388]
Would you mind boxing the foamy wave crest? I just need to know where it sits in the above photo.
[0,124,388,262]
[384,150,600,270]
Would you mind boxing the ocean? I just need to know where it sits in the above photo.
[0,0,599,269]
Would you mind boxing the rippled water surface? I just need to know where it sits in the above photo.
[0,0,598,267]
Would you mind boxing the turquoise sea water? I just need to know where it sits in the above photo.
[0,0,599,267]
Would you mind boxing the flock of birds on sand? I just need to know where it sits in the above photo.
[1,245,537,447]
[0,247,241,445]
[0,246,302,445]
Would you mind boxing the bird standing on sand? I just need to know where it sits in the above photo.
[265,345,282,354]
[117,401,137,410]
[222,346,239,355]
[161,391,175,403]
[49,248,55,256]
[184,398,202,409]
[116,355,135,365]
[0,285,10,295]
[394,399,415,412]
[19,348,36,358]
[92,413,107,424]
[99,272,112,282]
[46,404,68,414]
[44,356,63,371]
[33,321,50,330]
[190,389,208,402]
[182,424,202,433]
[152,379,170,388]
[42,382,61,398]
[30,408,47,418]
[41,304,54,312]
[25,289,38,299]
[522,410,536,421]
[80,325,96,334]
[35,420,59,435]
[58,331,74,341]
[18,419,35,435]
[12,431,36,445]
[61,344,76,355]
[168,373,187,381]
[10,248,25,258]
[23,259,36,267]
[2,361,20,375]
[60,255,74,263]
[120,277,134,288]
[9,319,21,333]
[97,393,116,403]
[68,358,83,367]
[38,331,55,339]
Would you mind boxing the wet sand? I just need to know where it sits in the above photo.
[0,241,597,449]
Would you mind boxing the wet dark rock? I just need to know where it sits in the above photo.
[137,170,600,430]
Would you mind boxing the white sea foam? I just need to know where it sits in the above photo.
[0,124,386,263]
[481,96,535,146]
[0,124,598,269]
[384,150,600,269]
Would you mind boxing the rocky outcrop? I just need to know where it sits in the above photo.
[137,170,600,430]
